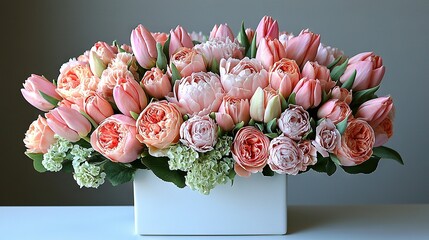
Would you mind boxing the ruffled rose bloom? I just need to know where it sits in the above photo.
[231,126,270,177]
[141,68,172,99]
[24,116,56,153]
[151,32,168,46]
[109,52,139,80]
[312,119,340,157]
[298,140,317,171]
[256,38,286,70]
[355,96,393,128]
[136,101,183,151]
[293,78,322,110]
[331,86,352,105]
[209,24,235,42]
[285,29,320,67]
[166,72,225,116]
[315,43,345,67]
[170,47,206,77]
[180,115,217,153]
[84,93,114,124]
[269,58,301,98]
[317,99,352,124]
[268,135,304,175]
[91,114,142,163]
[21,74,62,111]
[219,57,268,99]
[194,38,244,68]
[97,65,135,102]
[46,106,91,142]
[334,119,375,166]
[301,61,335,92]
[278,104,311,140]
[215,96,250,131]
[374,111,394,147]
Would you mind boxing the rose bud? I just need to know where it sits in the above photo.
[278,104,311,140]
[209,24,235,42]
[285,29,320,67]
[373,109,394,147]
[255,16,279,45]
[250,87,281,123]
[169,25,194,56]
[24,116,56,153]
[256,38,286,70]
[215,96,250,131]
[293,78,322,109]
[45,106,91,142]
[331,86,352,104]
[340,52,385,91]
[113,77,148,117]
[180,115,218,153]
[315,43,345,67]
[21,74,62,111]
[301,61,335,92]
[130,24,157,69]
[151,32,168,46]
[84,93,114,124]
[169,47,206,77]
[312,119,341,157]
[317,99,352,124]
[355,96,393,128]
[268,58,301,98]
[268,135,304,175]
[141,68,172,99]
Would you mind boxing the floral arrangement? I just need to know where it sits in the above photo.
[21,16,402,194]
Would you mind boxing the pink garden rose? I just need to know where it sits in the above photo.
[24,116,56,153]
[268,58,301,98]
[84,93,114,124]
[209,24,235,41]
[130,24,157,69]
[317,99,352,124]
[315,43,345,67]
[256,38,286,70]
[180,115,217,153]
[335,119,375,166]
[219,57,268,99]
[194,38,244,68]
[215,96,250,131]
[46,106,91,142]
[298,140,317,171]
[136,101,183,150]
[255,16,279,45]
[249,87,282,123]
[278,104,311,140]
[285,29,320,67]
[331,86,352,104]
[91,114,142,163]
[355,96,393,127]
[141,67,172,99]
[293,78,322,110]
[312,119,341,157]
[21,74,62,111]
[169,25,194,56]
[268,135,304,175]
[301,61,335,92]
[113,77,148,117]
[170,47,206,77]
[231,126,270,177]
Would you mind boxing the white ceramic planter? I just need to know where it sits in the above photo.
[133,169,287,235]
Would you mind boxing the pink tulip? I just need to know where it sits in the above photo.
[169,47,206,77]
[250,87,282,123]
[245,28,255,43]
[293,78,322,109]
[209,24,235,41]
[268,58,301,98]
[301,61,335,92]
[255,16,279,45]
[331,86,352,104]
[113,77,148,117]
[315,43,345,67]
[151,32,168,46]
[141,68,172,99]
[317,99,352,124]
[215,96,250,131]
[355,96,393,127]
[374,110,394,147]
[46,106,91,142]
[256,38,286,70]
[169,25,194,56]
[340,52,385,91]
[84,93,114,124]
[21,74,62,111]
[90,41,117,65]
[130,24,157,69]
[285,29,320,67]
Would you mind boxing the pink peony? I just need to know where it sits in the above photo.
[194,38,244,68]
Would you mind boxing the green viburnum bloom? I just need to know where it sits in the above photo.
[70,145,93,168]
[73,162,106,188]
[167,144,199,171]
[42,136,73,172]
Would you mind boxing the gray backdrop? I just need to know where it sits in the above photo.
[1,0,427,205]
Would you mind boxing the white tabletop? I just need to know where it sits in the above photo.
[0,205,428,240]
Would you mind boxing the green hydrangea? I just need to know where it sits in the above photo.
[70,145,93,168]
[167,144,199,171]
[73,162,106,188]
[201,135,233,161]
[42,137,73,172]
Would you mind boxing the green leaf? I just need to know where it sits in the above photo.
[341,70,356,90]
[330,153,341,165]
[248,118,255,126]
[336,116,348,135]
[247,32,257,58]
[228,168,236,186]
[103,161,136,186]
[61,160,73,173]
[238,21,250,53]
[255,122,264,132]
[170,63,181,85]
[233,121,245,132]
[141,156,186,188]
[130,111,139,120]
[321,90,330,104]
[311,154,329,173]
[288,92,296,105]
[163,34,171,59]
[211,58,220,74]
[262,165,275,176]
[264,132,279,139]
[279,94,288,111]
[326,159,337,176]
[342,156,381,174]
[266,118,277,133]
[327,56,342,69]
[39,91,60,106]
[26,152,46,173]
[330,59,349,81]
[155,42,167,71]
[351,85,380,107]
[372,146,404,165]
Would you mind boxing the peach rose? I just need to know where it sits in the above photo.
[170,47,206,77]
[231,126,270,177]
[268,135,304,175]
[141,68,172,99]
[317,99,352,124]
[268,58,301,98]
[24,116,56,153]
[334,119,375,166]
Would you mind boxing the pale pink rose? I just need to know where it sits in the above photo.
[219,57,268,99]
[209,24,235,42]
[312,119,341,157]
[249,87,282,123]
[170,47,206,77]
[141,68,172,99]
[180,115,217,153]
[84,93,114,124]
[301,61,335,92]
[136,101,183,150]
[97,65,135,102]
[340,52,385,91]
[45,106,91,142]
[278,104,311,140]
[255,16,279,45]
[130,24,157,69]
[317,99,352,124]
[298,140,317,171]
[331,86,352,105]
[268,135,304,175]
[355,96,393,127]
[113,77,148,117]
[315,43,345,67]
[21,74,62,111]
[24,116,56,153]
[256,38,286,70]
[293,78,322,109]
[334,119,375,166]
[285,29,320,67]
[169,25,194,56]
[268,58,301,98]
[151,32,168,46]
[167,72,224,116]
[91,114,142,163]
[245,28,255,43]
[194,38,244,68]
[190,31,207,43]
[373,112,394,147]
[215,96,250,131]
[90,41,117,65]
[232,126,270,177]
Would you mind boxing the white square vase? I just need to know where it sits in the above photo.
[133,169,287,236]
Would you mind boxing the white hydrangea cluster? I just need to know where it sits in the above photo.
[167,144,199,171]
[42,136,73,172]
[73,162,106,188]
[70,145,93,168]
